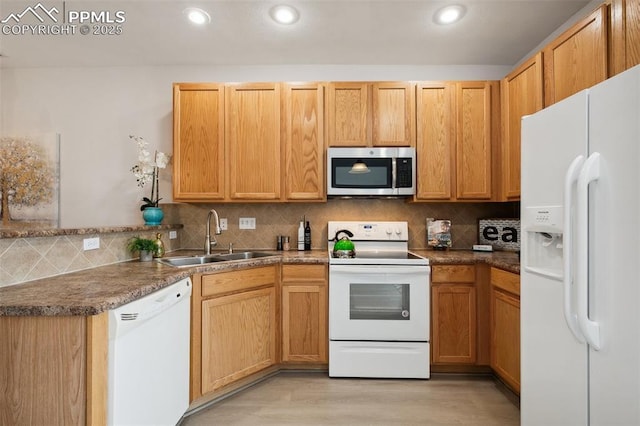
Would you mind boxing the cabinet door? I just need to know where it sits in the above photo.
[500,53,543,200]
[281,264,328,363]
[415,82,455,200]
[201,286,276,393]
[327,82,369,146]
[626,0,640,68]
[491,288,521,394]
[0,316,90,425]
[611,0,640,75]
[543,5,608,106]
[282,83,326,201]
[431,284,477,364]
[173,83,225,201]
[371,82,415,146]
[455,81,494,200]
[226,83,281,200]
[282,285,327,363]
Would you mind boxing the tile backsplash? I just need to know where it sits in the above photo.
[0,230,180,288]
[0,200,517,288]
[170,199,518,252]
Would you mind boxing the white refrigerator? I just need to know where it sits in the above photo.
[521,64,640,425]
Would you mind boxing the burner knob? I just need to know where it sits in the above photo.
[386,228,392,238]
[395,228,403,238]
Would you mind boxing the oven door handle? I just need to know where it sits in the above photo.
[330,265,429,275]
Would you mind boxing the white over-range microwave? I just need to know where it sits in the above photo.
[327,147,416,197]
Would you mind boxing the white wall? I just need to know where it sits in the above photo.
[0,64,510,228]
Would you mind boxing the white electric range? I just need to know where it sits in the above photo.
[327,221,431,379]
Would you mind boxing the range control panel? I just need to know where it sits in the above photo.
[327,221,408,241]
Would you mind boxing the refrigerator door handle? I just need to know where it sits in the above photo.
[563,155,586,343]
[576,151,602,350]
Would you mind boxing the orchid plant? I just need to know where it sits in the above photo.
[130,135,171,210]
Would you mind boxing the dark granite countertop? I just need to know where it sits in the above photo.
[0,224,183,239]
[0,249,519,317]
[412,249,520,274]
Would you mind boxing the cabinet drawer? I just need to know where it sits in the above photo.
[432,265,475,283]
[282,264,327,283]
[202,266,277,298]
[490,267,520,296]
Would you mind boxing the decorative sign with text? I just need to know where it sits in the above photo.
[478,218,520,251]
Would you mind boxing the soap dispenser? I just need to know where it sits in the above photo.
[154,233,165,258]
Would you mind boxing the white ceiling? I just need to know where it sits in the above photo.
[0,0,592,68]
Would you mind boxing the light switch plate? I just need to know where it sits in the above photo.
[169,231,177,240]
[239,217,256,229]
[83,237,100,251]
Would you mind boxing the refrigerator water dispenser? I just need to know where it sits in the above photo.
[523,206,564,280]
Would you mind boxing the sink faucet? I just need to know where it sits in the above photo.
[205,209,222,255]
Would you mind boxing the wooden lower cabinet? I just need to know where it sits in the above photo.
[431,265,478,364]
[0,313,108,426]
[192,266,278,399]
[281,264,328,364]
[490,267,521,394]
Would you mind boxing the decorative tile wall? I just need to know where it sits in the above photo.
[0,200,518,288]
[0,230,180,288]
[172,200,518,252]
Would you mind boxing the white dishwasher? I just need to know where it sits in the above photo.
[108,277,192,426]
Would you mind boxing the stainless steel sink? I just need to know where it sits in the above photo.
[214,251,274,261]
[157,251,275,268]
[157,255,226,268]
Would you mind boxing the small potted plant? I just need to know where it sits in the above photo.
[127,236,158,262]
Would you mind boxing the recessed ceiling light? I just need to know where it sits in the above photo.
[434,5,466,25]
[184,7,211,25]
[269,5,300,25]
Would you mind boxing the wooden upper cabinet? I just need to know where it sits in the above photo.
[455,81,495,200]
[282,83,326,201]
[226,83,281,200]
[371,82,416,146]
[610,0,640,75]
[327,82,415,147]
[543,4,608,106]
[327,82,369,146]
[625,0,640,68]
[415,82,455,200]
[173,83,225,201]
[500,53,543,201]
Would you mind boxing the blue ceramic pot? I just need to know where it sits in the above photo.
[142,207,164,226]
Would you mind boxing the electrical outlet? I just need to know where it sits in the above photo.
[220,218,228,230]
[83,237,100,251]
[169,231,177,240]
[239,217,256,230]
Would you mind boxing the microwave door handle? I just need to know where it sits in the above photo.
[391,157,397,189]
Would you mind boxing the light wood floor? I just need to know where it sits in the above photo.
[182,372,520,425]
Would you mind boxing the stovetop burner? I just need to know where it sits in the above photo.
[328,221,429,266]
[330,251,424,260]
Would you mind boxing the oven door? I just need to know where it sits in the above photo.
[329,264,430,341]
